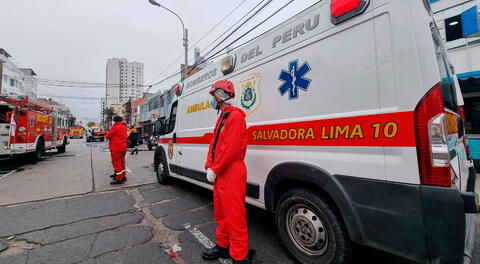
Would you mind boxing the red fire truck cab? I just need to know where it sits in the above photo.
[0,96,70,162]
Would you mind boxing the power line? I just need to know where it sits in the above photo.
[147,0,257,84]
[187,0,292,77]
[147,0,273,91]
[36,94,108,100]
[3,74,149,89]
[199,0,268,59]
[37,83,145,89]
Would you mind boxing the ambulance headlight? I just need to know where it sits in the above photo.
[221,55,236,75]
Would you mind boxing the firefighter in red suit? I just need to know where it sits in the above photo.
[202,80,252,264]
[106,115,127,185]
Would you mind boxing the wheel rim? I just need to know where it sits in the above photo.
[156,159,165,179]
[286,205,328,256]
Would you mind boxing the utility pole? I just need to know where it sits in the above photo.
[184,28,189,80]
[0,59,4,94]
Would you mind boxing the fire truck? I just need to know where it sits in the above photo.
[86,125,105,142]
[0,96,70,162]
[69,126,85,139]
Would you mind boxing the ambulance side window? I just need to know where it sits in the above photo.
[165,101,178,134]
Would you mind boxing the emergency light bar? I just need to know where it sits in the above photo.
[330,0,370,24]
[175,83,183,96]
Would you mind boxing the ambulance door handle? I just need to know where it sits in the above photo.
[173,133,177,143]
[178,150,183,155]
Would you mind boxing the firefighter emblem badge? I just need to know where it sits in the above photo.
[238,73,261,116]
[168,140,174,160]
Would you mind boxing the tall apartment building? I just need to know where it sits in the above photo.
[431,0,480,166]
[105,58,144,107]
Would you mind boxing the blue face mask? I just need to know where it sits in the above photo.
[210,98,218,110]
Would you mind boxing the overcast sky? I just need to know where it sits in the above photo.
[1,0,319,121]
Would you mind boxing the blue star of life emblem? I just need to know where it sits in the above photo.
[278,60,312,100]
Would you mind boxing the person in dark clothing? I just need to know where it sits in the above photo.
[127,125,139,155]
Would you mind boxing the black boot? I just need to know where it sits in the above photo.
[232,259,249,264]
[202,245,230,260]
[110,178,126,185]
[110,173,116,178]
[232,250,255,264]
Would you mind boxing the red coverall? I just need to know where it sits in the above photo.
[205,106,248,261]
[105,122,127,181]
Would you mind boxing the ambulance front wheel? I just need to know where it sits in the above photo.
[275,188,352,264]
[154,149,170,184]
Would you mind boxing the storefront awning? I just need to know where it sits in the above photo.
[457,71,480,80]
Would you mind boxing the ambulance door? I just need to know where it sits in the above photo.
[164,101,182,175]
[432,29,469,190]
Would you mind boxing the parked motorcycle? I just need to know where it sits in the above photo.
[147,135,158,151]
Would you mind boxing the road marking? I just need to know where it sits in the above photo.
[184,223,231,264]
[0,170,18,180]
[126,167,132,173]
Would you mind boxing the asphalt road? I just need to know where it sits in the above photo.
[0,139,477,264]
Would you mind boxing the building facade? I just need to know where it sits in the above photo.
[0,49,37,97]
[20,68,37,98]
[105,58,144,107]
[131,97,145,127]
[431,0,480,165]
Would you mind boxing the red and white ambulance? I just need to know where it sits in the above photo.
[0,96,69,162]
[154,0,478,263]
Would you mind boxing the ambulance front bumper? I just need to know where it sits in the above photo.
[332,173,477,264]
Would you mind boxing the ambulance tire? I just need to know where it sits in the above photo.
[32,140,45,163]
[154,149,170,184]
[276,188,352,264]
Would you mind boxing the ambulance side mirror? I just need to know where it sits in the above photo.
[164,119,170,134]
[153,120,164,136]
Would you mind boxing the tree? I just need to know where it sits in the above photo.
[123,99,132,125]
[104,107,115,130]
[87,122,97,127]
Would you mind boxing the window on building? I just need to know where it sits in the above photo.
[445,15,463,42]
[10,79,14,87]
